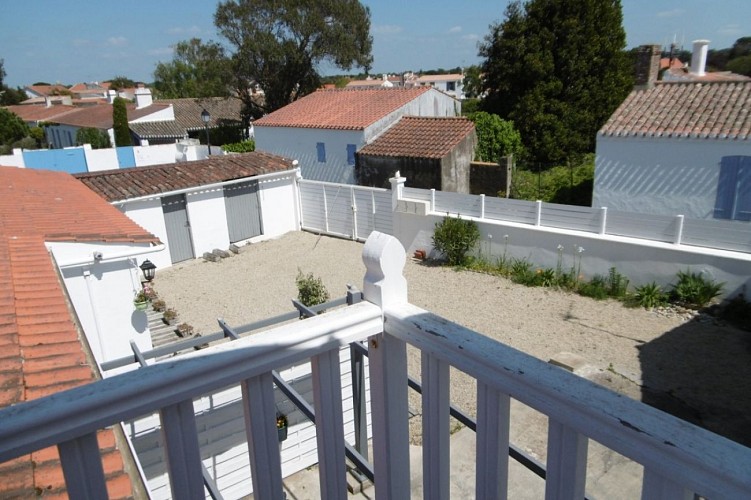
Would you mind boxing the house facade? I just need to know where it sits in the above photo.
[594,81,751,220]
[75,152,299,269]
[254,87,460,184]
[415,73,465,100]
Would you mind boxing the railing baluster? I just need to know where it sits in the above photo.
[312,349,347,499]
[369,332,411,500]
[545,419,588,500]
[422,352,450,500]
[476,382,511,500]
[241,372,284,500]
[642,468,693,500]
[58,432,108,499]
[159,399,205,499]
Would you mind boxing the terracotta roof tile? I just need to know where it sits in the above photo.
[254,87,433,130]
[130,96,244,139]
[0,168,146,497]
[358,116,476,159]
[4,104,78,123]
[45,101,170,129]
[76,150,296,202]
[599,81,751,139]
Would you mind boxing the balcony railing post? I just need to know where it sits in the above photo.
[422,352,450,500]
[159,399,205,499]
[642,468,693,499]
[58,432,108,499]
[362,231,411,499]
[475,382,511,500]
[242,372,284,500]
[350,344,368,462]
[545,419,588,500]
[312,349,348,500]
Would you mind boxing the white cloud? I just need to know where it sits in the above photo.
[718,24,742,36]
[148,47,174,56]
[167,26,202,35]
[448,26,462,34]
[372,24,403,35]
[656,9,685,18]
[107,36,128,46]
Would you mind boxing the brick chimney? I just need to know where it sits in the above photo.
[634,44,661,89]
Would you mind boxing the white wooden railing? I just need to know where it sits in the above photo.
[1,232,750,499]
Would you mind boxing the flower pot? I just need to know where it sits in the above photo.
[278,426,288,442]
[134,300,149,311]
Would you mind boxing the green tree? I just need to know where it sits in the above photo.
[727,55,751,77]
[112,97,131,146]
[479,0,633,165]
[76,127,112,149]
[108,76,136,90]
[469,111,523,163]
[0,59,26,105]
[153,38,233,99]
[214,0,373,118]
[0,108,30,153]
[462,64,483,98]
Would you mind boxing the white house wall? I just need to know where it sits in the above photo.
[186,187,231,256]
[133,144,180,166]
[257,174,300,237]
[119,199,173,270]
[255,128,364,183]
[594,136,751,218]
[47,241,156,369]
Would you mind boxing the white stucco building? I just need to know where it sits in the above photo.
[594,80,751,220]
[415,73,465,100]
[253,87,460,184]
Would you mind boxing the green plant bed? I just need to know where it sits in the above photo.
[432,215,480,266]
[669,270,724,309]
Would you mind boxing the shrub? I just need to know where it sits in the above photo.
[222,139,255,153]
[509,258,536,285]
[632,282,668,309]
[579,275,608,300]
[296,270,330,307]
[432,215,480,266]
[669,270,724,309]
[606,267,629,298]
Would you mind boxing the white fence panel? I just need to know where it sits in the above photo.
[682,218,751,253]
[403,187,432,203]
[607,210,677,243]
[299,182,327,232]
[434,190,483,217]
[484,197,538,225]
[541,203,602,233]
[323,184,354,238]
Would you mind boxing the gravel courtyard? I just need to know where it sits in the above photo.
[153,230,751,448]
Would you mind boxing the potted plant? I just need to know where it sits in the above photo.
[176,323,194,337]
[277,413,288,442]
[133,290,150,311]
[162,308,178,325]
[152,298,166,312]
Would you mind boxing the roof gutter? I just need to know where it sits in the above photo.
[111,166,300,206]
[54,242,166,269]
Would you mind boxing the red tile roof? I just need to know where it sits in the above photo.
[25,84,69,97]
[358,116,476,159]
[4,104,78,123]
[416,73,463,83]
[599,81,751,139]
[254,87,432,130]
[47,101,171,130]
[0,167,159,497]
[76,151,296,202]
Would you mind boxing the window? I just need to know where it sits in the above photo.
[316,142,326,163]
[346,144,356,166]
[714,156,751,221]
[446,81,456,92]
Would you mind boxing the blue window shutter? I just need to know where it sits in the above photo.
[317,142,326,163]
[347,144,356,165]
[714,156,740,219]
[734,156,751,221]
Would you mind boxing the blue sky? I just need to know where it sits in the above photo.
[1,1,748,88]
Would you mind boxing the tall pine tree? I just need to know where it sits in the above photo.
[112,97,131,147]
[480,0,633,165]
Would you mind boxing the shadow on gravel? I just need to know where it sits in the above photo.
[638,316,751,447]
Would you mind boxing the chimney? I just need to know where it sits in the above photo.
[134,86,152,109]
[107,89,117,104]
[634,44,661,89]
[690,39,710,76]
[44,96,52,108]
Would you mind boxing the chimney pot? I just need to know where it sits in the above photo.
[690,39,710,76]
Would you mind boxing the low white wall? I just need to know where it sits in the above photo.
[0,150,25,167]
[258,173,300,238]
[134,143,179,166]
[48,242,157,367]
[186,187,231,256]
[84,147,119,172]
[394,201,751,299]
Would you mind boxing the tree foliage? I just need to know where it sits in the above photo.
[214,0,373,118]
[153,38,233,99]
[468,111,523,163]
[112,97,131,147]
[462,64,483,98]
[0,108,29,144]
[0,59,26,105]
[76,127,112,149]
[479,0,633,165]
[108,76,136,90]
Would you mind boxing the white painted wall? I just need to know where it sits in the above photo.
[393,202,751,298]
[118,198,173,269]
[134,143,180,166]
[0,149,25,167]
[84,146,119,172]
[47,242,158,368]
[255,127,364,183]
[594,135,751,218]
[255,88,459,184]
[258,173,301,237]
[186,187,231,256]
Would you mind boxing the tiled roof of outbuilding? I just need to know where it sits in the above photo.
[358,116,475,159]
[5,104,78,123]
[253,87,432,130]
[75,151,296,202]
[599,81,751,139]
[0,166,158,498]
[130,96,244,139]
[48,102,170,130]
